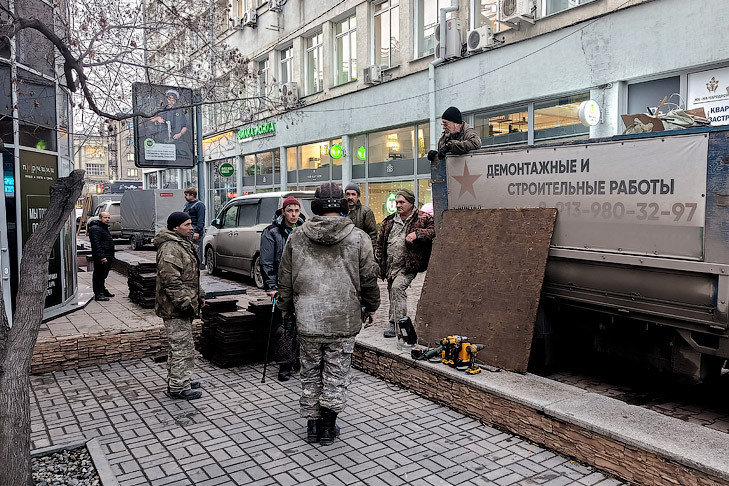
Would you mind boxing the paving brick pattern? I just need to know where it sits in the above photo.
[30,358,623,485]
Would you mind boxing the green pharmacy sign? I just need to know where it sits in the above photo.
[329,144,343,159]
[218,162,235,177]
[386,193,397,214]
[357,146,366,161]
[237,122,276,139]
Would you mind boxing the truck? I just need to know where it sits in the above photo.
[120,189,185,250]
[434,126,729,381]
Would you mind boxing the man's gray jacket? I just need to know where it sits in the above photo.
[277,215,380,342]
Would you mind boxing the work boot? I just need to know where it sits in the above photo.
[94,294,110,302]
[103,289,115,297]
[278,364,291,382]
[166,388,202,400]
[306,419,320,443]
[319,407,340,446]
[383,321,396,338]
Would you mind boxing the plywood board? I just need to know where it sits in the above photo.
[415,208,556,372]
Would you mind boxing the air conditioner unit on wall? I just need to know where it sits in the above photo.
[467,26,494,53]
[242,8,257,27]
[363,65,381,84]
[500,0,535,23]
[230,17,242,30]
[434,19,465,59]
[280,82,299,107]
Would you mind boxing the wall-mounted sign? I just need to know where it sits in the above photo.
[357,146,366,161]
[329,144,343,159]
[218,162,235,177]
[386,193,397,214]
[238,122,276,140]
[688,66,729,126]
[578,100,601,126]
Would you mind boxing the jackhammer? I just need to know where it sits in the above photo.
[411,336,486,374]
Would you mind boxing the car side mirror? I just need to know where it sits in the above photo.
[213,218,221,228]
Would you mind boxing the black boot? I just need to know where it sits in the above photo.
[383,321,396,338]
[306,419,320,443]
[319,407,340,446]
[278,364,291,382]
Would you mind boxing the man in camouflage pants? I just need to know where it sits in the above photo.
[154,211,205,400]
[278,183,380,446]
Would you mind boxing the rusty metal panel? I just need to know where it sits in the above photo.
[415,208,556,372]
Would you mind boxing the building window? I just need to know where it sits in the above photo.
[85,163,105,176]
[369,180,414,224]
[127,168,138,178]
[351,134,366,179]
[473,107,528,147]
[243,154,255,187]
[335,15,357,85]
[126,153,134,161]
[280,46,294,84]
[305,32,324,96]
[373,0,400,69]
[473,0,502,31]
[85,146,105,158]
[543,0,595,16]
[627,77,680,118]
[416,0,440,58]
[534,93,590,143]
[126,136,133,147]
[368,126,414,178]
[416,122,430,174]
[297,139,341,184]
[258,57,270,99]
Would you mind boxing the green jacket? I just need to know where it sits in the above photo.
[347,201,378,247]
[154,228,205,319]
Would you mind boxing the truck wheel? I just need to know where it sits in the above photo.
[130,234,140,251]
[253,255,264,289]
[206,247,220,276]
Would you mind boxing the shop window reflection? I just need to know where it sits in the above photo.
[474,108,528,147]
[534,93,589,143]
[352,134,366,179]
[368,127,414,178]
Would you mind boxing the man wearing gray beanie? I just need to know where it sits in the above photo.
[344,183,378,247]
[427,106,481,165]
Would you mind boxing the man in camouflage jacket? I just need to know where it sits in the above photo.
[375,188,435,338]
[154,211,205,400]
[427,106,481,164]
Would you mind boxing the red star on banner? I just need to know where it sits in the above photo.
[452,162,482,200]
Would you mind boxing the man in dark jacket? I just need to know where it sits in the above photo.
[260,196,306,381]
[278,182,380,446]
[154,211,206,400]
[375,188,435,338]
[344,183,378,247]
[427,106,481,164]
[183,187,206,263]
[88,212,115,302]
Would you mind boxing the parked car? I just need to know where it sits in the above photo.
[203,191,314,287]
[86,200,122,238]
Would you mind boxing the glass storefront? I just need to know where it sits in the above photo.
[534,93,590,142]
[351,134,366,179]
[209,158,237,217]
[369,126,414,178]
[287,139,342,188]
[369,180,415,224]
[474,106,529,146]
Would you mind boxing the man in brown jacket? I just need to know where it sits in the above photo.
[375,188,435,338]
[427,106,481,164]
[154,211,205,400]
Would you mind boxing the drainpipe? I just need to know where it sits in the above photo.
[429,0,458,232]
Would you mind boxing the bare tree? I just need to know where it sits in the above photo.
[0,170,85,486]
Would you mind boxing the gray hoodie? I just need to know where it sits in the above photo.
[277,215,380,341]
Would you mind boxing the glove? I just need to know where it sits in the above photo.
[437,143,450,160]
[427,150,439,162]
[283,312,297,330]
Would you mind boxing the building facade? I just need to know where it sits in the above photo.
[145,0,729,224]
[0,0,78,321]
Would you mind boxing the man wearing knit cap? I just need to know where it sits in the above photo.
[260,195,306,381]
[278,182,380,446]
[427,106,481,164]
[375,188,435,338]
[154,211,205,400]
[344,183,378,247]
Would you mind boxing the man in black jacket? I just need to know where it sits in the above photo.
[88,212,115,302]
[260,196,306,381]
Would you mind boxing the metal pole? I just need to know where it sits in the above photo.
[194,90,206,226]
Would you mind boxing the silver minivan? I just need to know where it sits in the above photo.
[202,191,314,287]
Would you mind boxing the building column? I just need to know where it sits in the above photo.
[591,82,621,139]
[279,147,287,191]
[341,134,352,187]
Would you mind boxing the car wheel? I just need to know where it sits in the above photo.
[253,255,264,289]
[130,234,140,251]
[206,247,220,275]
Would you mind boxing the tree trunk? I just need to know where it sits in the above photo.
[0,170,85,485]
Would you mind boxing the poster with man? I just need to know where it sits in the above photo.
[132,83,195,168]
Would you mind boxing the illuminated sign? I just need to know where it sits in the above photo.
[357,146,366,161]
[329,144,343,159]
[219,162,235,177]
[386,193,397,214]
[238,122,276,140]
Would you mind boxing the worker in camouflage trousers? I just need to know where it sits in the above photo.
[154,211,205,400]
[278,182,380,446]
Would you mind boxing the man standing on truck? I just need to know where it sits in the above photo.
[183,187,206,264]
[344,183,378,248]
[375,188,435,338]
[427,106,481,164]
[260,196,306,382]
[88,211,115,302]
[277,183,380,445]
[154,211,205,400]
